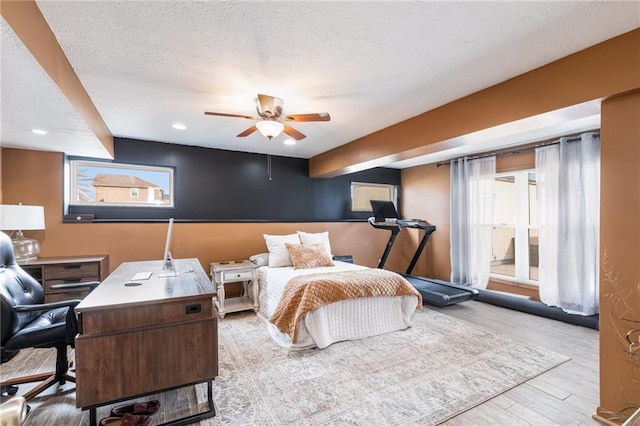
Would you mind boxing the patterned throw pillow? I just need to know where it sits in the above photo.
[285,243,335,269]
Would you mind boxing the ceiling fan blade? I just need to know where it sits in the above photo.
[283,125,306,140]
[284,112,331,122]
[204,111,254,120]
[237,125,258,137]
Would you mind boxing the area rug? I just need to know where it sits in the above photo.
[201,308,570,425]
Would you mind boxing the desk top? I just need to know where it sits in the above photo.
[18,254,109,266]
[75,258,214,313]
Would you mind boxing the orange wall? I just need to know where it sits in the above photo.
[401,163,451,280]
[0,148,403,273]
[597,90,640,421]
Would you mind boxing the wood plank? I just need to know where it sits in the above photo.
[505,383,595,425]
[507,402,566,425]
[442,399,533,425]
[491,393,518,410]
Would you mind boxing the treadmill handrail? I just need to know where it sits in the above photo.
[396,219,435,230]
[367,216,401,231]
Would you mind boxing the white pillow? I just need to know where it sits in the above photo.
[249,253,269,267]
[297,231,332,257]
[263,234,300,267]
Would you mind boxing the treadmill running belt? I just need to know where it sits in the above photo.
[403,275,478,307]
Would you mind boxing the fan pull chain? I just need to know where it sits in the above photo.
[267,153,272,180]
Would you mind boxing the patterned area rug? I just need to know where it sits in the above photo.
[204,308,570,425]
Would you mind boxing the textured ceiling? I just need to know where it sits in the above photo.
[1,1,639,166]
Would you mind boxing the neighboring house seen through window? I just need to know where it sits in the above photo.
[68,160,174,208]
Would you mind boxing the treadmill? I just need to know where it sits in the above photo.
[368,200,478,307]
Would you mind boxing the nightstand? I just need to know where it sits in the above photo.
[210,260,259,318]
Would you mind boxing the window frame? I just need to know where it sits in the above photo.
[350,182,398,212]
[67,159,175,209]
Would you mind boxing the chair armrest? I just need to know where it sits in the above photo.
[13,299,81,313]
[49,281,100,292]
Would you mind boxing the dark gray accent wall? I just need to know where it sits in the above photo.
[68,137,401,222]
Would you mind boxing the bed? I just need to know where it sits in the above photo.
[255,259,421,350]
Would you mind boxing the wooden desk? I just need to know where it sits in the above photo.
[74,259,217,426]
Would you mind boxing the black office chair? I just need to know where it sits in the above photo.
[0,232,98,401]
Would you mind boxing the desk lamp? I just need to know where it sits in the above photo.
[0,204,45,261]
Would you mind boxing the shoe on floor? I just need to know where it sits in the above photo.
[111,400,160,417]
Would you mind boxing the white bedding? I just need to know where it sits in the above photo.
[256,261,419,349]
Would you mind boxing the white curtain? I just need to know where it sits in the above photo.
[536,132,600,315]
[450,156,496,289]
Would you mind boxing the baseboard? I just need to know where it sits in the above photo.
[476,289,599,330]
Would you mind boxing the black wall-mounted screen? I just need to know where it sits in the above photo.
[68,137,401,222]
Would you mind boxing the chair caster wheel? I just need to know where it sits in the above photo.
[1,384,19,396]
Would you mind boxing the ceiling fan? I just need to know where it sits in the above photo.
[204,94,330,141]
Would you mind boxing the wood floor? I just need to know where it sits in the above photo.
[0,300,600,425]
[435,301,600,426]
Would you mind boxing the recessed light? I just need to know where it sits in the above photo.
[31,129,48,135]
[172,123,187,130]
[283,139,296,146]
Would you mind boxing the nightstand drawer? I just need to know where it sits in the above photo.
[45,263,99,280]
[222,270,254,282]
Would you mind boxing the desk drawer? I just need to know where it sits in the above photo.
[45,278,96,294]
[45,263,99,280]
[79,297,214,335]
[221,270,254,282]
[46,290,91,303]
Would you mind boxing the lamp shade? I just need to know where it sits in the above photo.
[0,205,45,231]
[255,120,285,140]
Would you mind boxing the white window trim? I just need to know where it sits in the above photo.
[67,159,174,208]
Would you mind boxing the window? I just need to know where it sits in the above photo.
[68,160,174,208]
[351,182,397,212]
[491,170,538,283]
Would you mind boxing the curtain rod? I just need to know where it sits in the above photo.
[435,132,600,167]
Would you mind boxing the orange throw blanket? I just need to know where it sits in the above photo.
[269,269,422,343]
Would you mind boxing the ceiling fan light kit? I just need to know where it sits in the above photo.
[204,94,330,142]
[255,120,285,140]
